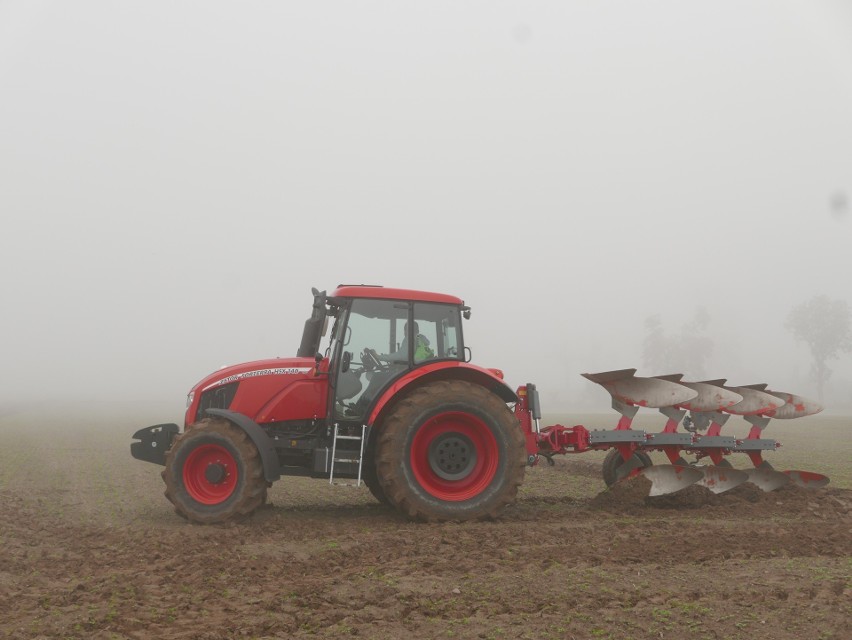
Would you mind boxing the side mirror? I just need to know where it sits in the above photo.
[341,350,352,373]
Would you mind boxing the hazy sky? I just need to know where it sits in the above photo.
[1,1,850,416]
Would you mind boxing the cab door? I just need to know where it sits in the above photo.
[331,299,409,421]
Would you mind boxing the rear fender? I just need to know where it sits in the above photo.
[367,362,518,427]
[205,409,281,482]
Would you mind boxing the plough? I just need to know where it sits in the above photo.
[515,368,830,497]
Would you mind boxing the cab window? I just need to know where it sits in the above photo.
[412,303,463,364]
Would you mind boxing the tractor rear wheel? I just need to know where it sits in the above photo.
[602,448,652,487]
[375,380,526,522]
[361,445,390,505]
[162,418,266,524]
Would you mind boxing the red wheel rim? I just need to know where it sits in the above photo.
[183,444,239,505]
[410,411,498,501]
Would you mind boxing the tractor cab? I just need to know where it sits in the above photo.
[313,285,469,422]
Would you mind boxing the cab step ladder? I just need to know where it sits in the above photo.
[329,424,368,487]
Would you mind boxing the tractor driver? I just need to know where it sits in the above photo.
[350,322,434,416]
[382,321,434,363]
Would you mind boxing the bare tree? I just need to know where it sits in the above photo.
[642,307,714,378]
[642,314,670,373]
[785,295,852,402]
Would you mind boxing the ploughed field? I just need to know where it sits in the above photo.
[1,408,850,640]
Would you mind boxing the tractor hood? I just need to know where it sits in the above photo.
[192,357,318,393]
[185,357,323,426]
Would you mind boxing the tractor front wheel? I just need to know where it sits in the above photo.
[375,380,526,522]
[162,418,266,524]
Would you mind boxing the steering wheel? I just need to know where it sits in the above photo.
[361,348,382,371]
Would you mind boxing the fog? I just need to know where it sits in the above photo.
[2,1,851,419]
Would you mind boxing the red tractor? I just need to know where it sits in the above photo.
[132,285,829,524]
[132,285,527,523]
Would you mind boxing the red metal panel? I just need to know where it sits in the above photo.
[537,424,591,456]
[330,285,463,305]
[513,386,540,458]
[256,378,329,423]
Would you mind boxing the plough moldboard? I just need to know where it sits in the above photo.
[515,368,830,497]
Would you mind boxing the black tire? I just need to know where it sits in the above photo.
[375,380,526,522]
[162,418,267,524]
[361,443,390,506]
[602,448,653,487]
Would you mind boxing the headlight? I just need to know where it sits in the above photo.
[186,391,195,408]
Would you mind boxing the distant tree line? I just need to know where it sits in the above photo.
[642,307,714,379]
[640,296,852,404]
[785,295,852,402]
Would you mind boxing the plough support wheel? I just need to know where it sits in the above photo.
[602,449,652,486]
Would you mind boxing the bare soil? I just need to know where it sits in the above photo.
[0,414,850,639]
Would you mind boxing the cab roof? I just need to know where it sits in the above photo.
[330,285,463,305]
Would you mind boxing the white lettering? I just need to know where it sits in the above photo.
[202,367,312,391]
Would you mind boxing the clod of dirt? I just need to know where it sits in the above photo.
[588,475,654,511]
[644,483,721,509]
[720,481,763,503]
